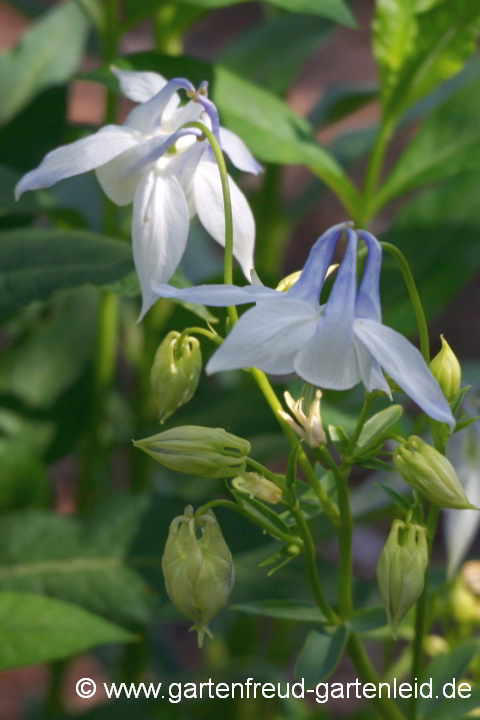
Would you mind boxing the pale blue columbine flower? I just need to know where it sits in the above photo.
[15,69,261,318]
[152,222,455,429]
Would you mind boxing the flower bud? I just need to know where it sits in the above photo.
[450,568,480,625]
[394,437,476,509]
[429,335,461,401]
[377,520,428,634]
[278,389,326,448]
[423,634,449,657]
[276,264,338,293]
[233,470,283,504]
[150,331,202,424]
[462,560,480,596]
[133,426,250,478]
[162,506,234,646]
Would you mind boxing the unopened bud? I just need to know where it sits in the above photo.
[233,471,283,504]
[133,426,250,478]
[462,560,480,596]
[394,437,476,509]
[430,335,461,400]
[377,520,428,634]
[162,506,234,646]
[151,331,202,424]
[424,634,449,657]
[278,390,326,448]
[450,569,480,625]
[276,264,338,293]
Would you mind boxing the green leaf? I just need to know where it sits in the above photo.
[0,496,155,625]
[385,0,480,121]
[0,0,90,125]
[286,441,303,496]
[0,439,50,513]
[295,626,348,686]
[0,229,133,321]
[346,606,388,633]
[424,688,480,720]
[85,55,361,219]
[377,75,480,210]
[232,599,327,623]
[230,488,294,540]
[373,0,418,99]
[328,425,350,452]
[419,641,480,718]
[376,484,411,515]
[0,592,135,670]
[355,405,404,453]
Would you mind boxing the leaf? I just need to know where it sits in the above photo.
[385,1,480,121]
[0,228,133,321]
[232,599,327,623]
[295,626,348,686]
[0,592,135,670]
[230,488,294,540]
[286,441,303,496]
[373,0,419,99]
[0,495,156,625]
[419,641,480,718]
[85,55,361,219]
[0,439,50,513]
[377,75,480,210]
[355,405,404,453]
[376,484,411,515]
[0,0,90,125]
[328,425,350,452]
[424,688,480,720]
[346,606,388,633]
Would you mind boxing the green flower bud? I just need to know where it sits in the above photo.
[133,426,250,478]
[394,437,476,509]
[429,335,461,400]
[450,567,480,624]
[162,506,234,646]
[150,331,202,424]
[276,264,338,293]
[423,634,449,657]
[232,470,283,504]
[377,520,428,634]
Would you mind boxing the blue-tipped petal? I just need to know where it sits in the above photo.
[356,230,382,322]
[126,78,196,134]
[206,300,318,376]
[288,222,352,307]
[353,317,455,429]
[151,281,280,307]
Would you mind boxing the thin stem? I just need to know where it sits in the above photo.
[380,243,430,364]
[184,121,237,326]
[289,504,338,624]
[194,499,302,547]
[250,368,340,525]
[345,392,374,458]
[348,634,408,720]
[178,326,223,346]
[362,119,394,226]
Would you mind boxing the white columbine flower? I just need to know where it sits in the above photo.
[151,222,455,429]
[15,69,261,318]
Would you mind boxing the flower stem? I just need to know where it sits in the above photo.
[184,121,238,326]
[380,243,430,364]
[362,119,394,226]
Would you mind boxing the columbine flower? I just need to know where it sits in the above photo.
[15,69,261,318]
[278,389,326,448]
[151,222,455,428]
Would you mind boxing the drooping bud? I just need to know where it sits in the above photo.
[150,331,202,424]
[394,437,476,509]
[232,470,283,504]
[133,426,250,478]
[377,520,429,634]
[278,389,326,448]
[429,335,461,400]
[162,506,234,646]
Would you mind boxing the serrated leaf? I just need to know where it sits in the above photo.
[0,592,136,670]
[0,495,155,625]
[232,599,327,623]
[355,405,404,453]
[0,0,90,125]
[295,626,348,686]
[0,229,134,321]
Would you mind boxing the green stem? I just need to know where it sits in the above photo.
[179,326,223,346]
[184,121,237,326]
[348,634,408,720]
[362,119,394,226]
[410,503,439,719]
[194,500,302,547]
[345,392,374,458]
[289,504,338,624]
[250,368,340,525]
[380,242,430,364]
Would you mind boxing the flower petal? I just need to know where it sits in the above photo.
[170,101,204,132]
[15,125,139,199]
[111,67,168,103]
[151,281,279,306]
[206,300,318,375]
[193,160,255,279]
[219,127,263,174]
[353,318,455,429]
[288,222,352,307]
[132,171,189,319]
[356,230,382,322]
[125,78,195,134]
[294,228,361,390]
